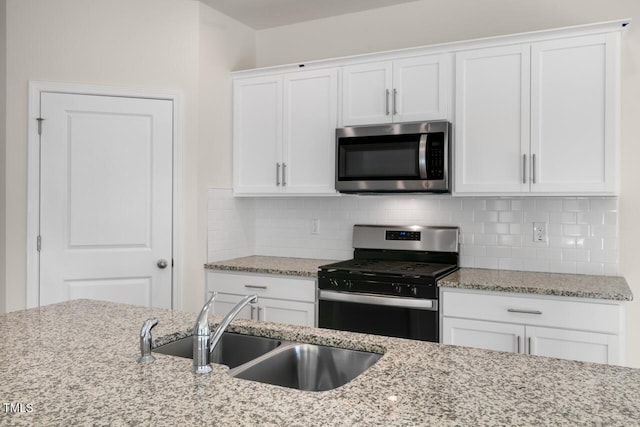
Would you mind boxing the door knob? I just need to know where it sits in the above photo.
[157,259,169,269]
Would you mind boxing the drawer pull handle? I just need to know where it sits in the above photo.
[516,336,521,353]
[245,285,268,290]
[508,308,542,315]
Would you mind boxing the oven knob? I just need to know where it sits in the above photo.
[329,279,339,288]
[411,286,418,296]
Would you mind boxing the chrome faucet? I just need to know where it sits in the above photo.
[192,292,217,374]
[192,293,258,374]
[137,318,158,364]
[209,294,257,352]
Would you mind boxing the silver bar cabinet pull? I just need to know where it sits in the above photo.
[517,336,521,353]
[532,154,536,184]
[522,154,527,184]
[282,163,287,187]
[528,337,533,355]
[385,89,390,115]
[276,163,281,186]
[507,308,543,315]
[245,285,267,290]
[393,89,398,115]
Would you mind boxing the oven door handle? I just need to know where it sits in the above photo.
[319,290,438,311]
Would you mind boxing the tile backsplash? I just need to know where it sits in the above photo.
[208,188,618,276]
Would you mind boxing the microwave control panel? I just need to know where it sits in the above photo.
[426,133,445,180]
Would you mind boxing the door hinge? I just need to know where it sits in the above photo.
[37,235,41,252]
[36,117,44,136]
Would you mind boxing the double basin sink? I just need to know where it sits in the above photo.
[153,332,382,392]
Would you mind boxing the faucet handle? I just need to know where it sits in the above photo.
[137,317,158,364]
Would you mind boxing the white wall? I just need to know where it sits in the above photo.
[253,0,640,367]
[196,4,255,309]
[198,5,255,303]
[3,0,256,314]
[0,0,6,314]
[256,0,638,67]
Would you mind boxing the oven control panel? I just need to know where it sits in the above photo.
[386,230,420,241]
[318,274,438,299]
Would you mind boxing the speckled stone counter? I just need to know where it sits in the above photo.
[439,268,633,301]
[206,257,633,301]
[2,299,640,426]
[205,255,339,277]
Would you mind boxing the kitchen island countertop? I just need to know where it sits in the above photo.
[2,299,640,426]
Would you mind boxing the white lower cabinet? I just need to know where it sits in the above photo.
[206,271,316,327]
[441,288,625,365]
[443,318,524,354]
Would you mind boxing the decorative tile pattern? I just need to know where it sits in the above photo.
[209,190,619,276]
[2,300,640,426]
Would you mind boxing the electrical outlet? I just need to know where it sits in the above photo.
[311,219,320,235]
[533,222,547,243]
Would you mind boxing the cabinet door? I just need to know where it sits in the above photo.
[283,68,338,194]
[393,54,450,122]
[454,45,530,194]
[341,61,393,126]
[526,326,620,365]
[233,75,283,194]
[442,317,524,354]
[257,298,316,327]
[530,34,619,194]
[211,293,254,320]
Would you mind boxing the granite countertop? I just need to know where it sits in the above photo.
[205,256,633,302]
[439,268,633,301]
[2,299,640,426]
[205,255,339,277]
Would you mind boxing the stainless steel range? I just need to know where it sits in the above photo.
[318,224,459,342]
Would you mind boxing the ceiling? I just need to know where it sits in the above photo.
[199,0,421,30]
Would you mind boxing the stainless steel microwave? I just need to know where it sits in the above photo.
[335,121,451,193]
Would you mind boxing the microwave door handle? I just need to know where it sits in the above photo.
[419,134,428,179]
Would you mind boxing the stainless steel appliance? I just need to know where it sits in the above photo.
[318,224,459,342]
[335,121,450,193]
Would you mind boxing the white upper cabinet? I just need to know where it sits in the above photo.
[233,68,338,196]
[341,61,392,125]
[454,32,620,196]
[341,54,450,126]
[283,69,338,194]
[233,75,282,194]
[530,34,619,194]
[454,44,531,193]
[231,21,625,197]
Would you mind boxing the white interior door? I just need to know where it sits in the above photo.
[39,93,173,308]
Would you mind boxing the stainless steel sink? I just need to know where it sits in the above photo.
[153,332,282,369]
[228,343,382,391]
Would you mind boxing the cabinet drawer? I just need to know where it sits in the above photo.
[441,289,623,334]
[206,271,316,303]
